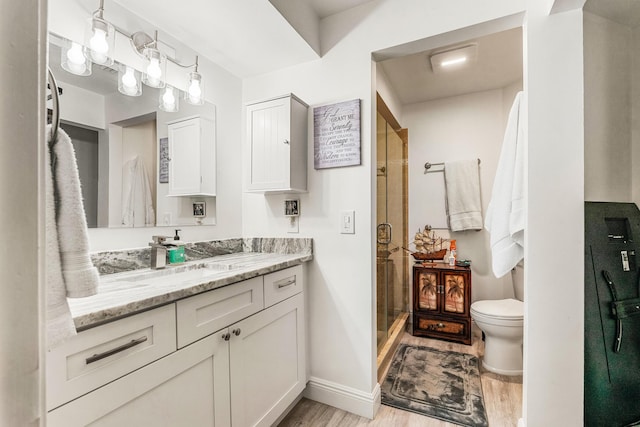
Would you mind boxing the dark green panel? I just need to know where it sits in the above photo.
[585,202,640,427]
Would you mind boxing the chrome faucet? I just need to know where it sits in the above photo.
[149,235,170,269]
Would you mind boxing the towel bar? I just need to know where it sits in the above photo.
[424,158,480,173]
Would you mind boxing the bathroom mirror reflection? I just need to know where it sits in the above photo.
[48,34,216,228]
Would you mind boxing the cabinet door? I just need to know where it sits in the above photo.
[442,272,468,316]
[247,97,291,191]
[229,293,305,427]
[47,331,231,427]
[415,268,439,311]
[168,118,202,195]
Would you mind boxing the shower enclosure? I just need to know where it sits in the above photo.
[376,104,409,356]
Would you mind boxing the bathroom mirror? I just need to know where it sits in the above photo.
[48,35,216,228]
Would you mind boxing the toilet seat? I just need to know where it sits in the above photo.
[471,299,523,326]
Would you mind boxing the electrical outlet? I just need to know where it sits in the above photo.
[340,210,355,234]
[163,213,172,225]
[287,216,299,233]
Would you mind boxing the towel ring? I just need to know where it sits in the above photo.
[47,67,61,146]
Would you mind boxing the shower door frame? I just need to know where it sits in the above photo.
[376,93,409,355]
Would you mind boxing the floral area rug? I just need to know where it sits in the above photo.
[381,344,488,427]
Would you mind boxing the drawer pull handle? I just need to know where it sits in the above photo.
[221,332,231,341]
[277,278,296,289]
[85,336,148,365]
[232,328,241,336]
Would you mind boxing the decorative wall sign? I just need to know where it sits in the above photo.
[159,137,169,183]
[313,99,361,169]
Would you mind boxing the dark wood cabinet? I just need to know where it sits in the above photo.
[412,263,472,345]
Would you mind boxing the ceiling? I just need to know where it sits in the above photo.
[378,27,523,105]
[110,0,375,78]
[53,1,640,126]
[104,0,522,105]
[584,0,640,28]
[306,0,373,19]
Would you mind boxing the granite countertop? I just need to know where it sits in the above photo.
[70,251,312,331]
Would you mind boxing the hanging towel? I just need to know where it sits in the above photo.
[122,156,155,227]
[444,159,483,232]
[485,91,525,278]
[46,125,100,349]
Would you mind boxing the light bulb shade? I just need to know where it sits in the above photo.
[184,71,205,105]
[142,48,166,88]
[159,86,179,112]
[84,16,115,66]
[61,41,92,76]
[118,65,142,97]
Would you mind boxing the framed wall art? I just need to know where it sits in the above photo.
[313,99,361,169]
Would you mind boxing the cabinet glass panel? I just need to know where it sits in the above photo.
[417,271,438,311]
[444,273,465,314]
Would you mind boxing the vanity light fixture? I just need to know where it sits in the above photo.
[118,65,142,96]
[429,44,477,73]
[185,57,204,105]
[159,85,179,112]
[61,41,92,76]
[84,0,115,66]
[59,0,208,109]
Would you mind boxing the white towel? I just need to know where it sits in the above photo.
[46,126,100,349]
[444,160,483,231]
[485,91,525,278]
[122,156,155,227]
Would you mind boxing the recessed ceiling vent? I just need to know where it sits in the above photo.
[429,43,478,73]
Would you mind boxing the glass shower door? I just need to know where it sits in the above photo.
[376,111,408,353]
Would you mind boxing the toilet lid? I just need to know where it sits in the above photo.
[471,298,523,319]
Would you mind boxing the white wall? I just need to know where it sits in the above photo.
[57,83,105,129]
[1,0,46,425]
[584,12,632,202]
[49,0,244,251]
[525,4,584,425]
[405,88,521,303]
[243,0,527,419]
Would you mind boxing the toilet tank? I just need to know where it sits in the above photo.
[511,262,524,301]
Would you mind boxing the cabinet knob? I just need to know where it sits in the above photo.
[221,332,230,341]
[232,328,241,336]
[283,139,289,145]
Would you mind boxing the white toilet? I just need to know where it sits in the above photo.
[470,263,524,376]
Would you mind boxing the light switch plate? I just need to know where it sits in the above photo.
[340,210,355,234]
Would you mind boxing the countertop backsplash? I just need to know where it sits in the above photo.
[91,237,312,275]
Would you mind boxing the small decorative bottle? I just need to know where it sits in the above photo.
[448,239,457,266]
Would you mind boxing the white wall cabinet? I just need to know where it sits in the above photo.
[167,116,216,196]
[246,94,308,193]
[47,265,305,427]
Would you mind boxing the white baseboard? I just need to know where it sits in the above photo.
[304,376,381,419]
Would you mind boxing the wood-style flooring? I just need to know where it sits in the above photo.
[278,327,522,427]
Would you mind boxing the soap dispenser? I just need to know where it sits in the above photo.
[167,229,185,264]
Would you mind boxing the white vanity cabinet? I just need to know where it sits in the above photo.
[167,115,216,196]
[47,330,231,427]
[246,94,308,193]
[47,264,306,427]
[229,266,305,427]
